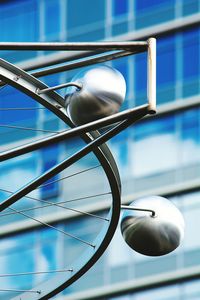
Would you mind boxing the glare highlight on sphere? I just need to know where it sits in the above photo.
[65,65,126,126]
[121,196,185,256]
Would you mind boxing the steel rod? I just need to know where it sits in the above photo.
[0,107,45,111]
[31,50,136,78]
[0,106,148,212]
[0,104,149,162]
[0,289,41,294]
[38,82,82,94]
[0,41,148,51]
[121,205,156,217]
[0,269,73,277]
[0,124,59,134]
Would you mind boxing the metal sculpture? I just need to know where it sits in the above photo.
[121,196,185,256]
[0,38,184,299]
[65,65,126,125]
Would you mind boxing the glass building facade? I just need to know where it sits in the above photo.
[0,0,200,299]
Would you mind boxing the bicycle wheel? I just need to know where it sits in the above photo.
[0,58,121,299]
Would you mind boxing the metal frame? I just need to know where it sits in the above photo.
[0,58,121,300]
[0,38,156,114]
[0,39,156,299]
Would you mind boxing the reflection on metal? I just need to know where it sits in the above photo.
[65,65,126,125]
[121,196,185,256]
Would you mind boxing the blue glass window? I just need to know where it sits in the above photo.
[135,0,175,29]
[135,0,173,11]
[113,0,128,16]
[133,116,177,177]
[44,0,61,39]
[38,228,59,277]
[0,0,39,62]
[111,0,129,36]
[0,155,37,196]
[157,35,176,85]
[157,35,176,103]
[0,86,37,124]
[112,58,129,107]
[183,28,200,79]
[180,108,200,165]
[0,0,39,42]
[41,145,60,199]
[0,85,38,144]
[135,53,147,94]
[0,232,36,290]
[182,0,200,16]
[67,0,105,29]
[182,28,200,97]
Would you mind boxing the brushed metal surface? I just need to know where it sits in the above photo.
[121,196,185,256]
[65,65,126,125]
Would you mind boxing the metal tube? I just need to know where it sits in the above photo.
[0,41,148,51]
[0,106,148,212]
[0,104,149,162]
[121,205,156,217]
[0,289,40,294]
[37,82,82,94]
[31,50,135,78]
[147,38,156,114]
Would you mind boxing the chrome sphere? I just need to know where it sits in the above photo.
[121,196,185,256]
[65,65,126,126]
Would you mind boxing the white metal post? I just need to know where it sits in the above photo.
[147,37,156,114]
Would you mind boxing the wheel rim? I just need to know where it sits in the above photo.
[0,59,121,299]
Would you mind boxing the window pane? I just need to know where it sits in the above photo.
[132,116,177,177]
[180,108,200,166]
[113,0,128,16]
[0,0,39,62]
[67,0,105,29]
[157,35,176,103]
[183,28,200,79]
[44,0,61,39]
[135,0,175,29]
[41,145,60,199]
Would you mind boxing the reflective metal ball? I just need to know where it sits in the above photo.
[65,65,126,126]
[121,196,185,256]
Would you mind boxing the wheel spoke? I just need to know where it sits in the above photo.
[0,269,73,277]
[0,123,59,134]
[8,207,95,248]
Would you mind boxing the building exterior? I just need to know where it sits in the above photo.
[0,0,200,299]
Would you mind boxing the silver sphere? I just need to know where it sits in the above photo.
[121,196,185,256]
[65,65,126,126]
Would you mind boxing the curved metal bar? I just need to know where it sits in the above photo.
[121,205,156,217]
[38,82,82,94]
